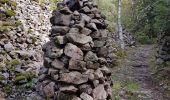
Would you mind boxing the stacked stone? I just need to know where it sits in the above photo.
[40,0,116,100]
[158,21,170,64]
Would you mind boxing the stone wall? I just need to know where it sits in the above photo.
[39,0,117,99]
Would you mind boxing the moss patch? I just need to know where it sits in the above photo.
[15,71,35,82]
[3,85,12,93]
[5,9,16,17]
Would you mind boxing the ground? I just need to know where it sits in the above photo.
[112,45,169,100]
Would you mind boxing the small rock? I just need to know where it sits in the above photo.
[66,33,92,45]
[51,26,69,35]
[59,71,88,85]
[64,43,83,60]
[69,59,86,71]
[84,51,98,62]
[80,93,93,100]
[93,84,107,100]
[4,42,14,52]
[43,82,55,97]
[60,85,78,93]
[51,59,64,69]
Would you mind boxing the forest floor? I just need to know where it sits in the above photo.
[112,45,169,100]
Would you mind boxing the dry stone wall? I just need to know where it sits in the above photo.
[39,0,117,99]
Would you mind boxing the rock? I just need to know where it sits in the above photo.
[80,43,91,51]
[43,82,55,97]
[48,68,59,76]
[64,43,84,60]
[98,46,108,57]
[59,71,88,85]
[81,28,92,35]
[79,84,92,94]
[51,26,69,35]
[98,57,107,64]
[72,96,82,100]
[60,85,78,93]
[73,21,85,30]
[93,84,107,100]
[80,6,91,13]
[94,69,103,79]
[60,6,72,14]
[100,66,111,75]
[81,13,91,23]
[93,80,99,87]
[69,28,79,33]
[66,33,92,45]
[73,11,80,16]
[4,42,14,52]
[86,23,98,31]
[51,59,64,69]
[55,36,67,45]
[51,11,71,26]
[86,61,99,69]
[91,19,106,29]
[49,47,64,58]
[44,57,52,68]
[84,51,98,62]
[80,93,93,100]
[93,40,105,47]
[69,59,86,71]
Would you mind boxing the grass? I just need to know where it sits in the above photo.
[126,82,140,92]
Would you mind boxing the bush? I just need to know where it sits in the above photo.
[137,35,155,44]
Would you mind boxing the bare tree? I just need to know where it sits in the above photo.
[118,0,125,49]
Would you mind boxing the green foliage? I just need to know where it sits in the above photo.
[3,85,12,93]
[0,0,9,4]
[5,9,16,17]
[126,82,139,92]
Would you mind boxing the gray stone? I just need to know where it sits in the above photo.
[66,33,92,45]
[80,93,93,100]
[86,61,99,69]
[43,82,55,97]
[94,69,103,79]
[81,28,92,35]
[50,47,63,58]
[93,40,105,47]
[51,59,64,69]
[86,23,98,31]
[79,84,92,94]
[51,26,69,35]
[69,28,79,33]
[100,66,111,75]
[81,13,91,23]
[64,43,83,60]
[80,43,91,51]
[93,84,107,100]
[4,42,14,52]
[59,71,88,85]
[51,11,71,26]
[60,85,78,93]
[69,59,86,71]
[84,51,98,62]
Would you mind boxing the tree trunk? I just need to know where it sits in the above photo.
[118,0,125,49]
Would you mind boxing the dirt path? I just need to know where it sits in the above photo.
[112,45,168,100]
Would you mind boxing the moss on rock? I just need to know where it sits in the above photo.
[5,9,16,17]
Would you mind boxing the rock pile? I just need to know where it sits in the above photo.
[158,21,170,64]
[39,0,117,99]
[0,0,51,98]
